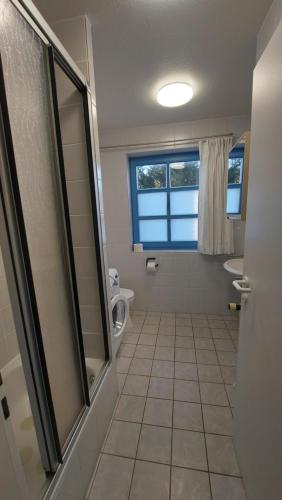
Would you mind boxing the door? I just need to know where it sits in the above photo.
[234,21,282,500]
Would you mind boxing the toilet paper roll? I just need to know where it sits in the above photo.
[146,260,158,273]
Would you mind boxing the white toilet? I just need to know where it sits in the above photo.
[109,268,135,354]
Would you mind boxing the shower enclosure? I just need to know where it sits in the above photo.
[0,0,110,498]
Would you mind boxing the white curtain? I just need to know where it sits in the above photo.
[198,137,234,255]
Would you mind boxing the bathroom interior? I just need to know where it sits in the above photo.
[0,0,281,499]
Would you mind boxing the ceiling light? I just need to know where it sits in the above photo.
[157,82,193,107]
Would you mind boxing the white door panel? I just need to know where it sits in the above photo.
[235,21,282,500]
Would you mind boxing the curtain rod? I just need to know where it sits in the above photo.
[100,133,234,152]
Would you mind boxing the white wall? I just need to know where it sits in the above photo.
[256,0,282,61]
[100,115,250,314]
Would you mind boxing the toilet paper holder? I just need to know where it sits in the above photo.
[146,257,159,268]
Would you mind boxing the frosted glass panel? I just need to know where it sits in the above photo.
[171,218,198,241]
[0,0,84,449]
[139,220,167,242]
[138,192,167,216]
[170,190,198,215]
[55,63,106,391]
[227,187,241,213]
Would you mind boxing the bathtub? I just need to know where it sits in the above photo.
[2,354,46,499]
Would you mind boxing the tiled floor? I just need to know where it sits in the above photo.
[88,311,246,500]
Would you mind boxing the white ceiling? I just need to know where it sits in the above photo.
[34,0,272,129]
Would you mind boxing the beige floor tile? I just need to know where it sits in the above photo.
[159,324,176,335]
[217,351,237,366]
[138,334,157,346]
[173,401,203,431]
[214,339,235,352]
[89,454,134,500]
[194,338,215,350]
[221,366,236,384]
[117,373,127,393]
[210,474,246,500]
[208,320,226,329]
[156,335,175,347]
[129,460,170,500]
[119,344,136,357]
[174,379,201,403]
[172,429,208,470]
[198,364,223,383]
[171,467,211,500]
[200,383,229,406]
[175,362,198,381]
[125,324,143,334]
[117,356,132,374]
[123,375,149,397]
[151,360,174,378]
[196,350,218,365]
[206,434,240,476]
[129,358,153,376]
[123,333,140,345]
[192,318,209,327]
[134,345,155,359]
[202,405,233,436]
[137,424,172,464]
[154,346,175,361]
[175,336,195,349]
[176,326,193,336]
[225,384,236,407]
[225,321,239,330]
[142,324,159,334]
[115,395,146,423]
[176,317,192,327]
[148,377,174,400]
[175,348,196,363]
[193,327,212,338]
[143,397,173,427]
[104,420,140,458]
[211,329,231,340]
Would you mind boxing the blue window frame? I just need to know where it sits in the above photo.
[129,151,199,250]
[227,146,244,215]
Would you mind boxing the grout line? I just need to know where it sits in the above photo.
[127,311,157,500]
[99,451,243,478]
[198,357,213,500]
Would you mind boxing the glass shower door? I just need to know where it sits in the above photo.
[0,0,87,457]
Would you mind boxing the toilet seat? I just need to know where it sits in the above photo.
[120,288,135,304]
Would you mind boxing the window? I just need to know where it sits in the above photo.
[227,146,244,215]
[130,152,199,250]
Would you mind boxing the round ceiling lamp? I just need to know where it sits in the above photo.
[157,82,193,107]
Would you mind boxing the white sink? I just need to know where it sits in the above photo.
[223,258,243,276]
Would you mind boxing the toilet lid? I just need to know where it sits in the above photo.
[120,288,134,301]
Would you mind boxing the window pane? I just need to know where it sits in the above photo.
[227,187,241,213]
[137,164,166,189]
[171,218,198,241]
[170,161,199,187]
[139,220,167,242]
[138,192,167,216]
[228,158,243,184]
[170,190,198,215]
